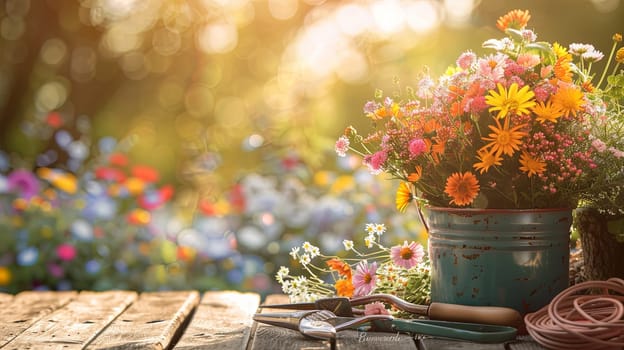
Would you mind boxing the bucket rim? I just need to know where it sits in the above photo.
[422,206,572,214]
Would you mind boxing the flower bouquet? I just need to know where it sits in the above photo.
[329,9,624,313]
[335,9,606,211]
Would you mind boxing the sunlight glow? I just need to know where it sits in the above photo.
[197,22,239,54]
[371,0,406,35]
[406,1,442,33]
[268,0,299,20]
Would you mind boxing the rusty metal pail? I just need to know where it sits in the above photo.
[423,207,571,315]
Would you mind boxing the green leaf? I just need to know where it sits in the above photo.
[505,28,524,42]
[524,42,556,65]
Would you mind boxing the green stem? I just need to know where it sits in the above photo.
[597,40,618,89]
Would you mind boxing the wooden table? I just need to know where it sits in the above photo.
[0,290,547,349]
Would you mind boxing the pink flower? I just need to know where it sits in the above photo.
[391,241,425,269]
[456,51,476,70]
[364,302,390,316]
[352,260,377,296]
[609,147,624,158]
[363,151,387,175]
[335,136,350,157]
[516,53,540,68]
[7,169,39,199]
[47,263,64,277]
[592,139,607,152]
[56,244,77,261]
[408,139,427,157]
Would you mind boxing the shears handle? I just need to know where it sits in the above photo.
[372,319,517,343]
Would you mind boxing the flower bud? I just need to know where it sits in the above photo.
[616,47,624,64]
[613,33,622,42]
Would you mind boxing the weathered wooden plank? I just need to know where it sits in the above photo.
[2,290,137,350]
[336,329,417,349]
[87,290,200,350]
[418,338,506,349]
[0,291,78,347]
[173,291,259,350]
[0,292,13,303]
[248,294,331,350]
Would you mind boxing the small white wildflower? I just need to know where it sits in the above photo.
[276,266,289,282]
[309,246,320,258]
[569,43,595,56]
[365,235,375,248]
[365,223,376,235]
[299,254,311,265]
[281,280,292,294]
[582,50,604,62]
[302,241,313,252]
[374,223,387,236]
[343,240,354,251]
[290,246,300,260]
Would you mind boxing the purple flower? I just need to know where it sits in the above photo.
[7,169,39,199]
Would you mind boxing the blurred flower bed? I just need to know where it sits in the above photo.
[0,117,426,294]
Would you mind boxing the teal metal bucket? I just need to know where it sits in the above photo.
[423,207,571,315]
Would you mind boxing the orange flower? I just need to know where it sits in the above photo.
[335,279,354,297]
[407,166,422,182]
[553,54,573,83]
[128,208,151,225]
[482,116,528,157]
[327,258,352,279]
[444,172,480,206]
[368,102,402,121]
[473,147,502,174]
[551,85,585,117]
[496,9,530,32]
[519,152,546,177]
[532,100,564,123]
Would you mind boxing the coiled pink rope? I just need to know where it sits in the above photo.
[524,278,624,350]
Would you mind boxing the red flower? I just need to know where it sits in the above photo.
[138,185,174,210]
[94,166,126,182]
[46,112,63,128]
[108,153,129,167]
[131,165,159,183]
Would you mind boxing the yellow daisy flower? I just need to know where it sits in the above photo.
[395,182,414,213]
[519,152,546,177]
[482,116,528,157]
[552,42,568,58]
[486,83,536,119]
[532,100,564,123]
[444,172,480,207]
[473,147,503,174]
[551,85,585,117]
